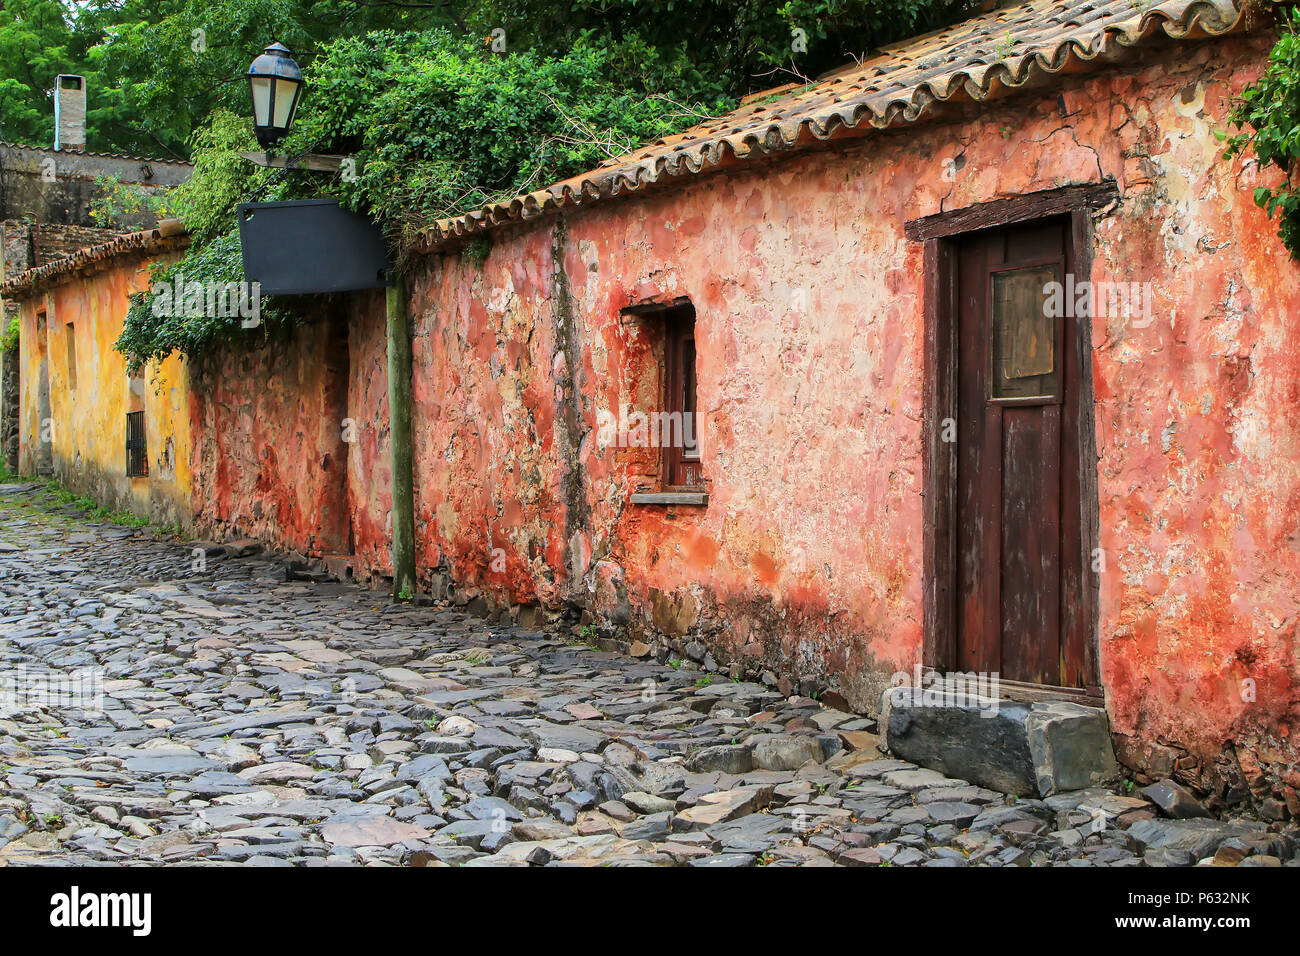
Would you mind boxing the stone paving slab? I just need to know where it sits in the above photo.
[1,484,1297,867]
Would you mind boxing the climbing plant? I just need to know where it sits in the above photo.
[112,3,980,369]
[115,29,734,367]
[299,30,733,248]
[117,230,297,374]
[1,313,19,353]
[1224,8,1300,259]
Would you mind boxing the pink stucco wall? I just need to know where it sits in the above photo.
[188,309,353,557]
[379,35,1296,804]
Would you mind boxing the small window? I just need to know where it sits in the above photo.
[662,305,702,490]
[989,263,1061,402]
[125,410,148,477]
[65,323,77,391]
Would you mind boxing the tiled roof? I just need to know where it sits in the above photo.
[31,222,128,267]
[0,140,193,167]
[0,222,190,299]
[417,0,1257,250]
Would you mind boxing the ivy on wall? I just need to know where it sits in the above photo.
[1224,9,1300,259]
[1,314,19,353]
[117,231,299,375]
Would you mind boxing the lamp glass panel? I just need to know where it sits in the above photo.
[272,78,299,128]
[250,76,273,126]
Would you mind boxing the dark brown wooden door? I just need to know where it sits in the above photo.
[955,218,1084,687]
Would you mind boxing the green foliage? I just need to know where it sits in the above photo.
[114,229,295,374]
[3,1,976,158]
[295,30,732,248]
[1224,10,1300,259]
[167,110,273,246]
[1,313,18,352]
[476,0,976,92]
[1,1,467,156]
[88,175,174,228]
[82,0,320,157]
[0,0,80,148]
[111,109,299,371]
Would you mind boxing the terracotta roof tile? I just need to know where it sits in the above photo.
[0,222,190,299]
[417,0,1257,250]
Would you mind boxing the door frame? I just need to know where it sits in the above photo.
[906,182,1118,698]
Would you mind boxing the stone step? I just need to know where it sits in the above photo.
[320,553,356,581]
[881,686,1119,797]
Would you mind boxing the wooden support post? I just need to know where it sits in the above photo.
[386,273,417,599]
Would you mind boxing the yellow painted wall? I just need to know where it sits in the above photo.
[15,250,192,526]
[16,300,47,476]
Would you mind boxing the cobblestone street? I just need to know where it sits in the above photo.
[1,482,1294,868]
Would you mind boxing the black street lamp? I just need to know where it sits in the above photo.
[246,41,303,148]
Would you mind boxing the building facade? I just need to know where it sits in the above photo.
[3,0,1296,815]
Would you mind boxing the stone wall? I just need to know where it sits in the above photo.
[0,144,191,228]
[187,302,357,559]
[0,341,16,472]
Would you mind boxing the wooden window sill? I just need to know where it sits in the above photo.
[630,491,708,506]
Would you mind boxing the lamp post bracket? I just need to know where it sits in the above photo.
[239,151,351,173]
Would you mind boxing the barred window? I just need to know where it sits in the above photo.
[125,410,148,477]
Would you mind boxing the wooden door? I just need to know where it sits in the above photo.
[955,218,1084,687]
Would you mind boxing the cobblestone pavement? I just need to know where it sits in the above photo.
[1,483,1295,867]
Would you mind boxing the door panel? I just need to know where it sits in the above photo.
[1000,404,1061,684]
[955,218,1081,687]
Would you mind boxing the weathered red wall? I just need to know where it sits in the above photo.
[346,291,392,576]
[404,230,573,610]
[373,36,1298,806]
[188,308,353,556]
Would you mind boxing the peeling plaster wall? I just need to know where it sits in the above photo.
[187,305,353,557]
[406,230,571,608]
[385,37,1298,807]
[346,290,392,578]
[12,250,192,525]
